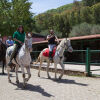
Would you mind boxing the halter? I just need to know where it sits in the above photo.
[60,42,66,48]
[56,42,66,60]
[57,40,71,59]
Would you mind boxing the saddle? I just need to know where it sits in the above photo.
[42,47,56,57]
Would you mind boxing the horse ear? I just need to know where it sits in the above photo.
[30,32,33,36]
[26,32,28,37]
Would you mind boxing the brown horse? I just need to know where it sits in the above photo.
[0,41,7,74]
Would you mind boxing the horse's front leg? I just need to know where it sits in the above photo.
[25,65,31,82]
[59,61,65,79]
[7,66,11,83]
[15,65,19,84]
[54,63,57,79]
[2,60,5,74]
[21,64,26,87]
[47,61,51,79]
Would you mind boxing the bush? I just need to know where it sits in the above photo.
[69,22,100,37]
[91,25,100,34]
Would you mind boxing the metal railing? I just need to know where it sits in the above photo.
[31,48,100,76]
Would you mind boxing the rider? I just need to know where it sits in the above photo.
[47,29,59,60]
[8,25,25,66]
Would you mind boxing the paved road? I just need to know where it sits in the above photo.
[33,63,100,75]
[0,68,100,100]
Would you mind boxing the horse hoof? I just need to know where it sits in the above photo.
[9,80,11,83]
[38,74,40,77]
[16,81,19,84]
[48,76,51,79]
[23,84,26,88]
[25,78,28,82]
[2,72,5,75]
[59,77,62,80]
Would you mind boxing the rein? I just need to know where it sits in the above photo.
[56,42,66,59]
[56,40,71,59]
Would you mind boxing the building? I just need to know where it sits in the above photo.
[32,34,100,63]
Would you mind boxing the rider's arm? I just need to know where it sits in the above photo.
[13,38,23,45]
[46,35,51,40]
[47,35,55,40]
[55,36,59,44]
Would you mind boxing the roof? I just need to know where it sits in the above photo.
[70,34,100,40]
[32,33,46,38]
[32,34,100,45]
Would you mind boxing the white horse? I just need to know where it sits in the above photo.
[35,38,73,79]
[6,37,32,87]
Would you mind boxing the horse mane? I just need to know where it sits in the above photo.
[56,38,67,51]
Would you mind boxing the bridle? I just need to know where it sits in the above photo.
[56,40,71,59]
[60,41,71,50]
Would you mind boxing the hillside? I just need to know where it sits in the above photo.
[46,3,73,14]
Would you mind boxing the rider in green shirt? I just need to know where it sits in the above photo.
[8,25,25,66]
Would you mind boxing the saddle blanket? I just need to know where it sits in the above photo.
[42,47,56,57]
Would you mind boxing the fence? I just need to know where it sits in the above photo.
[31,48,100,76]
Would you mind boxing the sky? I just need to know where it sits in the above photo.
[30,0,81,15]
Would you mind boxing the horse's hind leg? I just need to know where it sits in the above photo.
[15,65,19,84]
[59,62,65,79]
[38,59,42,77]
[47,61,51,79]
[25,65,31,82]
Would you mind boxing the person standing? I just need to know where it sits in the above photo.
[6,36,14,47]
[8,25,25,66]
[46,29,59,60]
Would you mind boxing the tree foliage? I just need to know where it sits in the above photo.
[34,1,100,37]
[0,0,34,36]
[82,0,100,6]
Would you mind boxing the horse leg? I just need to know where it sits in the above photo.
[54,63,57,79]
[7,66,11,83]
[38,59,42,77]
[59,62,65,79]
[21,64,26,87]
[47,61,51,79]
[2,60,5,74]
[15,65,19,84]
[25,65,31,82]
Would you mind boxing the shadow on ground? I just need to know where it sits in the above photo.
[0,73,8,76]
[11,82,54,97]
[40,77,88,86]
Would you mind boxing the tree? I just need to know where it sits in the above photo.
[82,0,100,6]
[0,0,34,36]
[92,3,100,24]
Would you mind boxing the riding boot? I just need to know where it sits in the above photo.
[8,44,18,66]
[49,51,52,61]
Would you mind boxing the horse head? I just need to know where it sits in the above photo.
[64,38,73,52]
[24,33,32,51]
